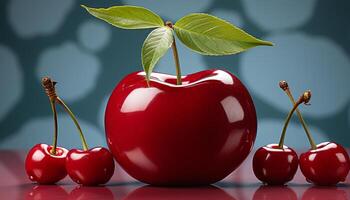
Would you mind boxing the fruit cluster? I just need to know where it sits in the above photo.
[253,81,350,186]
[25,77,115,186]
[23,3,350,187]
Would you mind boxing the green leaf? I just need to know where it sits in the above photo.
[173,13,273,55]
[81,5,164,29]
[142,27,173,82]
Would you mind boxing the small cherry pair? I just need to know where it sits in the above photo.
[253,81,350,186]
[25,77,115,186]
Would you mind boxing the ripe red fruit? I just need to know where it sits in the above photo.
[105,69,257,185]
[300,142,350,186]
[253,144,298,185]
[25,144,68,184]
[65,147,115,186]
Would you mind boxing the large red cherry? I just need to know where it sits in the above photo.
[105,69,257,185]
[25,144,68,184]
[299,142,350,186]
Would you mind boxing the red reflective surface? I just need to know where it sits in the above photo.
[0,150,349,199]
[105,70,257,185]
[124,186,235,200]
[252,186,297,200]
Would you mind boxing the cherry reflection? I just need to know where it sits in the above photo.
[124,185,235,200]
[302,186,348,200]
[252,185,297,200]
[25,185,68,200]
[67,185,114,200]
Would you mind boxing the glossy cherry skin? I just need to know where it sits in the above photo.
[65,147,115,186]
[300,142,350,186]
[105,69,257,185]
[253,144,299,185]
[25,144,68,184]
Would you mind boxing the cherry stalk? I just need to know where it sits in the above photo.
[278,90,312,149]
[279,81,316,149]
[42,77,88,151]
[41,77,60,154]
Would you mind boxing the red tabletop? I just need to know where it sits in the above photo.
[0,150,349,200]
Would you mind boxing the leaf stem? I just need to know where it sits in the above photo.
[56,97,89,151]
[171,37,182,85]
[166,21,182,85]
[49,99,58,155]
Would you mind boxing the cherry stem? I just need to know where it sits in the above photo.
[279,81,317,150]
[278,90,312,149]
[56,97,89,151]
[278,100,302,148]
[49,100,58,155]
[166,21,182,85]
[284,89,317,150]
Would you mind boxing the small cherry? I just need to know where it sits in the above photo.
[66,146,115,186]
[300,142,350,185]
[56,93,115,185]
[25,144,68,184]
[253,90,311,185]
[25,77,68,184]
[280,81,350,186]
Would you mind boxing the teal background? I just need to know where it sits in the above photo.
[0,0,349,150]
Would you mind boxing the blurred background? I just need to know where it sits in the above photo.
[0,0,349,150]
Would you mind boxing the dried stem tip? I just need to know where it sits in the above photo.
[41,76,57,100]
[279,80,289,91]
[301,90,312,104]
